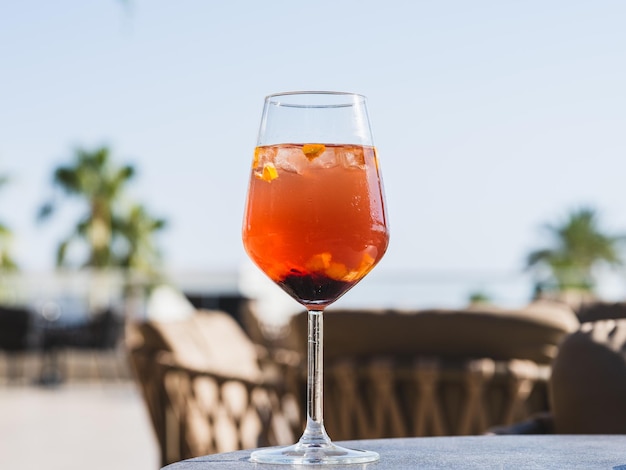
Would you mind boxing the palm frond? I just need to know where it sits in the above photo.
[527,206,626,294]
[526,248,554,269]
[56,239,71,267]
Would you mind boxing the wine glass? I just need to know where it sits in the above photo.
[242,91,389,465]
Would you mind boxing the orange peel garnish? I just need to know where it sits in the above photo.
[326,261,349,280]
[306,251,377,281]
[255,162,278,182]
[359,252,376,271]
[306,252,332,271]
[340,253,377,282]
[252,147,261,168]
[302,144,326,161]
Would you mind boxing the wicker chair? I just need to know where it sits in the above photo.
[126,310,301,467]
[128,301,579,464]
[492,317,626,435]
[286,301,579,440]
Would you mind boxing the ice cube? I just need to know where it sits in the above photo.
[254,146,277,169]
[340,148,366,169]
[274,145,307,174]
[309,146,338,169]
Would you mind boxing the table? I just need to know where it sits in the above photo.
[162,435,626,469]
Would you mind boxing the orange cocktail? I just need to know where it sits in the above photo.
[243,143,389,308]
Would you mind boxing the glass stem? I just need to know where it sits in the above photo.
[299,308,331,446]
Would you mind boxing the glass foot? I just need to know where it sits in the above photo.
[250,442,379,465]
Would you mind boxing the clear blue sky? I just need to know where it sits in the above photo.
[1,1,625,286]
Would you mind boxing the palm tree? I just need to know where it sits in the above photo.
[39,145,166,274]
[526,207,625,296]
[114,203,167,274]
[0,174,18,271]
[39,146,134,268]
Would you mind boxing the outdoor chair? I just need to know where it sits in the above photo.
[491,316,626,435]
[126,309,301,466]
[68,308,129,380]
[0,305,35,381]
[286,301,579,440]
[37,308,128,384]
[574,300,626,323]
[127,301,579,465]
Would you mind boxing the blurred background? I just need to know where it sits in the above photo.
[1,1,625,469]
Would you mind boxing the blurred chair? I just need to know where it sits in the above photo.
[69,308,129,381]
[574,300,626,323]
[126,309,301,467]
[550,318,626,433]
[0,305,35,382]
[127,301,580,465]
[287,301,579,440]
[39,308,127,383]
[493,317,626,434]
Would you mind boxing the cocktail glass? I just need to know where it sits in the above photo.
[242,91,389,465]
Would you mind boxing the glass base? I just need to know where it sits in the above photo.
[250,442,380,465]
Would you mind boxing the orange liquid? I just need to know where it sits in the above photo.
[243,144,389,308]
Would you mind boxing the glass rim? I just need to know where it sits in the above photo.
[264,91,367,108]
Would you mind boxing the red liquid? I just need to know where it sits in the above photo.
[243,144,389,309]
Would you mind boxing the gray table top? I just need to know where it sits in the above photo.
[163,435,626,469]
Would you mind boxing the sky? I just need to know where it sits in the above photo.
[1,1,626,308]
